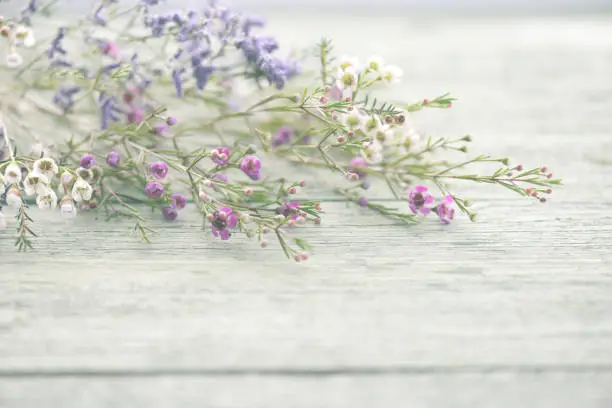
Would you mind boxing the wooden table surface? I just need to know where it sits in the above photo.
[1,9,612,408]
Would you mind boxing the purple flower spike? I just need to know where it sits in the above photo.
[240,155,261,181]
[408,185,435,215]
[211,147,231,166]
[171,193,187,209]
[162,206,178,220]
[435,195,456,225]
[272,126,294,147]
[349,157,368,180]
[151,161,169,180]
[211,207,239,240]
[145,181,165,198]
[107,151,121,167]
[80,153,95,169]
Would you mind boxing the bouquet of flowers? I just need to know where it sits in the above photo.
[0,0,560,260]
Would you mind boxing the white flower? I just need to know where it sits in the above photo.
[361,140,384,164]
[6,51,23,68]
[0,211,6,230]
[338,55,359,71]
[36,188,58,209]
[336,67,359,92]
[381,65,403,84]
[363,115,386,138]
[3,162,22,184]
[241,213,252,224]
[400,128,423,153]
[366,55,385,72]
[71,178,93,202]
[16,26,36,48]
[60,196,77,218]
[5,187,22,208]
[339,109,365,134]
[23,172,50,196]
[33,158,58,178]
[61,171,74,186]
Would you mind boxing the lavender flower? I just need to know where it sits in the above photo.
[171,68,185,97]
[145,181,164,198]
[211,147,230,166]
[166,116,177,126]
[107,151,120,167]
[52,86,80,113]
[211,207,238,240]
[93,5,107,26]
[435,195,456,224]
[408,185,435,215]
[240,155,261,180]
[193,65,215,90]
[212,173,228,183]
[151,162,169,179]
[162,206,178,220]
[80,153,95,169]
[272,126,293,147]
[348,157,368,180]
[154,123,169,135]
[48,27,67,59]
[99,94,121,129]
[171,193,186,209]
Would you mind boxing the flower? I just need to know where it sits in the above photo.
[145,181,164,198]
[16,26,36,48]
[166,116,177,126]
[363,116,386,138]
[358,197,369,207]
[366,55,384,72]
[361,140,384,164]
[80,153,95,169]
[33,158,59,178]
[240,155,261,180]
[76,167,94,183]
[36,188,58,209]
[59,195,77,218]
[272,126,293,147]
[101,40,119,59]
[162,206,178,220]
[154,123,168,135]
[107,151,121,167]
[336,66,358,92]
[276,201,300,217]
[5,187,22,208]
[171,193,186,209]
[339,110,364,134]
[435,195,456,224]
[127,107,143,124]
[381,65,403,84]
[61,171,74,186]
[211,147,230,166]
[3,163,22,185]
[338,55,359,71]
[151,162,169,180]
[72,178,93,202]
[408,185,435,215]
[23,172,49,196]
[348,157,368,180]
[211,207,238,240]
[6,51,23,68]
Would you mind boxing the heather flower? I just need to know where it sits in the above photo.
[348,157,368,180]
[435,195,456,224]
[211,207,238,240]
[361,140,383,164]
[145,181,164,198]
[23,172,49,196]
[107,151,120,167]
[272,126,293,147]
[276,201,300,217]
[408,185,435,215]
[162,206,178,220]
[340,110,364,134]
[193,65,215,90]
[211,147,230,166]
[33,158,59,179]
[358,197,369,207]
[151,161,169,180]
[171,193,186,209]
[80,153,95,169]
[59,195,77,218]
[36,188,58,209]
[166,116,177,126]
[3,163,22,185]
[240,155,261,180]
[71,178,93,202]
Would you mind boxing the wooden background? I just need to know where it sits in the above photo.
[1,8,612,408]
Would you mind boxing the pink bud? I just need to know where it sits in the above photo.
[515,164,524,171]
[245,188,253,197]
[289,187,297,195]
[337,135,346,143]
[320,96,328,104]
[539,197,547,203]
[299,180,306,187]
[260,240,268,248]
[314,218,321,225]
[423,99,429,105]
[299,253,309,261]
[199,191,208,201]
[540,166,548,173]
[546,173,553,179]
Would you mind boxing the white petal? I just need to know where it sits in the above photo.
[6,52,23,68]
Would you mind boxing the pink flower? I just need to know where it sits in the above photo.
[102,41,119,59]
[211,147,230,166]
[435,195,455,224]
[408,185,435,215]
[348,157,368,180]
[211,207,238,240]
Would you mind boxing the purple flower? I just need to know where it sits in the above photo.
[212,173,228,183]
[408,185,435,215]
[151,161,169,180]
[53,86,80,113]
[80,154,95,169]
[162,206,178,220]
[272,126,293,147]
[435,195,456,224]
[99,94,121,129]
[358,197,369,207]
[154,123,169,135]
[127,107,143,124]
[211,147,230,166]
[171,193,186,209]
[193,65,215,90]
[106,151,120,167]
[172,68,185,97]
[93,5,106,25]
[166,116,177,126]
[240,155,261,180]
[242,15,265,34]
[211,207,238,240]
[48,27,67,59]
[348,157,368,180]
[276,201,300,217]
[145,181,164,198]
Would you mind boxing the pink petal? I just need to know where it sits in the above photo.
[415,185,428,193]
[227,214,238,228]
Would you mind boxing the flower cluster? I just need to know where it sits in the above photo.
[0,0,561,260]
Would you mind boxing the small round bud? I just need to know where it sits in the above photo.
[546,173,553,179]
[539,197,547,203]
[348,173,359,181]
[345,97,351,102]
[207,214,214,222]
[423,99,429,105]
[260,240,268,248]
[245,187,253,197]
[320,96,328,104]
[199,191,208,201]
[515,164,524,171]
[384,115,394,124]
[347,106,353,111]
[296,216,306,225]
[289,187,297,195]
[332,114,338,120]
[395,114,406,125]
[314,218,321,225]
[287,219,296,227]
[294,255,301,262]
[347,131,354,138]
[546,189,552,194]
[337,135,346,143]
[540,166,548,173]
[300,253,309,261]
[299,180,306,187]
